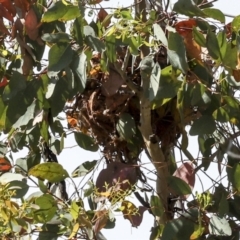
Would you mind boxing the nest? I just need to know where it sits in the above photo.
[65,47,182,163]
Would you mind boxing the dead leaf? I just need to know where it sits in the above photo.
[98,8,110,27]
[233,69,240,82]
[101,66,125,97]
[93,210,108,233]
[0,158,12,172]
[25,8,39,40]
[173,161,195,199]
[22,52,33,76]
[175,19,202,61]
[0,4,15,21]
[67,115,78,128]
[14,0,29,13]
[96,162,137,199]
[121,201,146,227]
[0,76,8,88]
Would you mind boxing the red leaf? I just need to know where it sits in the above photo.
[121,201,146,227]
[173,161,195,198]
[175,19,197,37]
[25,8,39,40]
[0,158,12,172]
[0,4,15,21]
[96,162,137,199]
[0,76,8,88]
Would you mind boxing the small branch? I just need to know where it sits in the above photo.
[121,47,130,72]
[113,63,141,94]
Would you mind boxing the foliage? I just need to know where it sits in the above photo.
[1,0,240,239]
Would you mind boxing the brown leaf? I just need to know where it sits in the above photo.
[0,157,12,172]
[1,0,16,16]
[0,4,14,21]
[0,77,8,88]
[232,69,240,82]
[14,0,29,13]
[96,162,137,199]
[173,161,195,199]
[121,201,146,227]
[175,19,202,61]
[93,210,108,233]
[11,18,24,39]
[22,52,33,76]
[25,8,39,40]
[98,8,110,27]
[101,66,125,97]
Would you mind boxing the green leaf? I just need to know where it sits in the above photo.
[27,151,41,170]
[218,194,229,218]
[0,173,25,184]
[48,43,73,72]
[9,131,25,152]
[42,1,80,22]
[232,163,240,192]
[71,160,98,178]
[173,0,206,17]
[212,106,230,122]
[198,136,215,157]
[167,176,192,196]
[0,141,7,157]
[70,52,87,93]
[232,15,240,32]
[41,32,72,43]
[206,28,221,59]
[74,132,98,152]
[29,162,69,183]
[140,55,155,75]
[150,195,164,217]
[34,194,57,223]
[217,31,227,61]
[223,43,237,69]
[202,8,225,23]
[6,180,29,198]
[15,158,28,174]
[73,17,84,46]
[167,32,189,74]
[85,35,105,53]
[189,115,216,136]
[193,27,206,47]
[149,62,161,101]
[84,25,96,37]
[105,35,116,63]
[38,179,48,193]
[13,100,36,128]
[116,113,136,140]
[150,225,163,240]
[153,23,168,46]
[209,215,232,236]
[162,217,195,240]
[2,71,26,101]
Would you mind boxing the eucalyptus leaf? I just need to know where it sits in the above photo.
[116,113,136,140]
[74,132,98,151]
[167,32,188,74]
[72,160,98,178]
[29,162,69,183]
[209,215,232,236]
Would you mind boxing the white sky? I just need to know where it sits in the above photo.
[7,1,240,240]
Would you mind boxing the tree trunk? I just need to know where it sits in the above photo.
[134,0,170,225]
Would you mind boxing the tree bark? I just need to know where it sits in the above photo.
[134,0,170,225]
